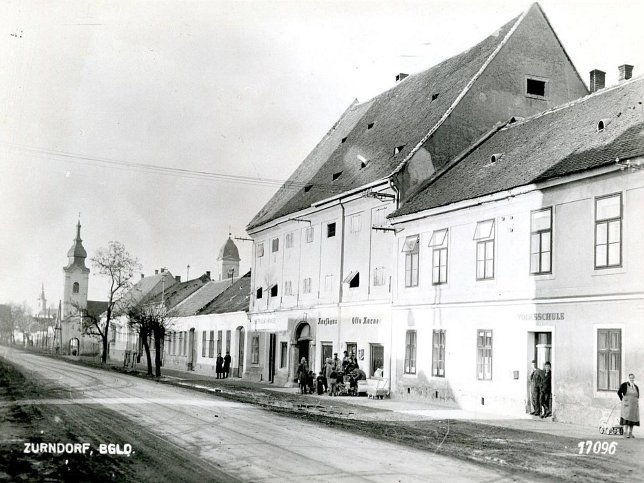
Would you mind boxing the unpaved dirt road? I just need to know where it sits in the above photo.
[1,347,519,482]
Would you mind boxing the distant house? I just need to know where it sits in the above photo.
[245,3,588,386]
[388,75,644,424]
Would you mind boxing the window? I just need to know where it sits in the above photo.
[209,331,215,358]
[72,282,79,294]
[305,227,314,243]
[595,193,622,268]
[373,207,387,233]
[285,232,294,248]
[302,277,312,294]
[373,267,386,287]
[226,330,231,353]
[597,329,621,391]
[476,330,493,380]
[284,280,292,296]
[257,243,264,258]
[404,330,416,374]
[327,222,336,238]
[526,78,546,97]
[343,271,359,288]
[321,343,333,366]
[350,214,362,234]
[270,284,278,297]
[429,228,448,285]
[432,330,446,377]
[202,331,207,357]
[256,287,263,299]
[183,331,187,356]
[370,344,384,377]
[271,237,279,253]
[251,336,260,364]
[324,275,333,292]
[474,219,495,280]
[402,235,419,287]
[530,208,552,274]
[217,330,222,355]
[346,342,357,359]
[280,342,288,368]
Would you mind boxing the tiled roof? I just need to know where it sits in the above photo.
[392,77,644,217]
[144,273,209,309]
[247,12,524,230]
[198,271,251,315]
[86,300,108,319]
[169,279,232,317]
[114,271,177,312]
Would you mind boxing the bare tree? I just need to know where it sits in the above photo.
[127,303,169,377]
[88,241,141,364]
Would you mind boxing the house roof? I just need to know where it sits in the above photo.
[197,271,251,315]
[143,273,210,308]
[169,279,233,317]
[114,271,177,313]
[247,8,535,231]
[86,300,108,319]
[391,77,644,218]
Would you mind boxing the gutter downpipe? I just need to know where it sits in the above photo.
[338,199,346,355]
[388,178,400,392]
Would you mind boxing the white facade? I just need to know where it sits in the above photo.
[248,185,396,385]
[390,164,644,425]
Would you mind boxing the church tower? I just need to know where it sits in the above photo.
[62,220,90,319]
[36,283,47,317]
[217,235,240,281]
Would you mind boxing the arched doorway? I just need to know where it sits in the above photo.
[236,326,245,377]
[293,322,313,381]
[69,337,79,356]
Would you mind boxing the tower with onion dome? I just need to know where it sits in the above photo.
[217,234,240,281]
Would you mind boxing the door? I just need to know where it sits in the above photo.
[187,328,195,370]
[321,343,333,368]
[237,327,245,377]
[268,333,277,383]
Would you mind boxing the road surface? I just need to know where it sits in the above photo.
[1,347,517,482]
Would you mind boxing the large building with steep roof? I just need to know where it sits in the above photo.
[245,3,589,386]
[388,75,644,424]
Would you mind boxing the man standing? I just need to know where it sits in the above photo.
[223,351,231,378]
[216,353,223,379]
[541,362,552,418]
[529,360,543,416]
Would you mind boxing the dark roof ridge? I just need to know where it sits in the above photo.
[501,75,644,131]
[389,5,530,178]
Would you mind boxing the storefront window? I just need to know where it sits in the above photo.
[280,342,288,368]
[370,344,384,377]
[201,331,207,358]
[251,336,260,364]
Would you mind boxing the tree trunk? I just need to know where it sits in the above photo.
[102,322,109,364]
[153,327,163,377]
[142,333,153,376]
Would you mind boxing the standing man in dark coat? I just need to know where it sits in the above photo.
[529,360,543,416]
[223,352,231,378]
[216,353,224,379]
[540,362,552,418]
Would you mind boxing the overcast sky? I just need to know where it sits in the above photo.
[1,0,642,311]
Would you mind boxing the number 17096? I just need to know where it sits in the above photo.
[577,441,617,455]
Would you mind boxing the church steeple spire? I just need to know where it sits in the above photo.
[65,219,88,269]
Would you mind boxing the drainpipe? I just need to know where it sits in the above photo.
[387,178,400,391]
[338,200,346,355]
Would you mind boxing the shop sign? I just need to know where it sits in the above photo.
[518,312,565,321]
[253,317,287,332]
[318,317,337,326]
[351,316,380,325]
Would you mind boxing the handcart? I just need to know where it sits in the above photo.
[598,403,624,435]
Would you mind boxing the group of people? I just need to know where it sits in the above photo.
[529,360,552,418]
[296,350,367,396]
[215,351,232,379]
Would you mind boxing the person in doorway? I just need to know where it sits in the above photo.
[223,352,231,378]
[618,373,640,438]
[529,360,543,416]
[297,357,309,394]
[342,351,350,373]
[216,353,224,379]
[540,362,552,418]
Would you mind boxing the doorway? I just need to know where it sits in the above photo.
[268,333,277,383]
[294,322,312,377]
[237,327,245,377]
[187,328,195,370]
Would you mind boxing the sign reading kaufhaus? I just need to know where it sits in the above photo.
[518,312,565,321]
[318,317,337,326]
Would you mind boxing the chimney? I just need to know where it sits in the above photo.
[618,64,633,82]
[140,274,145,279]
[160,267,165,273]
[175,275,181,282]
[395,73,408,83]
[154,269,159,275]
[589,69,605,93]
[205,271,211,280]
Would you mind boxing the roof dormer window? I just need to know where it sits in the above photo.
[341,136,347,143]
[490,153,503,164]
[367,123,374,130]
[597,119,611,131]
[304,184,313,193]
[432,93,439,101]
[332,171,342,181]
[394,145,405,155]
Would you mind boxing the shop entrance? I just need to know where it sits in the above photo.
[527,331,553,413]
[293,322,312,380]
[268,333,277,383]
